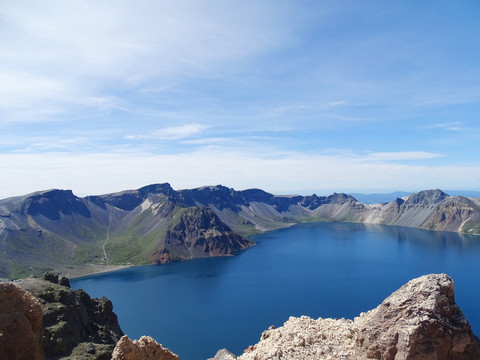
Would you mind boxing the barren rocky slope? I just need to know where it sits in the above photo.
[1,184,479,279]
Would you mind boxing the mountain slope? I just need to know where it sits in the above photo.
[1,184,479,279]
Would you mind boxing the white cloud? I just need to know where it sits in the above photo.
[1,150,478,199]
[152,124,208,140]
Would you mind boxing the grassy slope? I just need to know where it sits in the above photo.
[104,206,189,264]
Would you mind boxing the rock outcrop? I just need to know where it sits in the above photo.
[154,207,253,263]
[0,282,45,360]
[111,335,179,360]
[355,273,479,359]
[209,349,240,360]
[17,275,123,360]
[217,274,480,360]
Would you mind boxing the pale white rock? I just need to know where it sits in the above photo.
[235,274,480,360]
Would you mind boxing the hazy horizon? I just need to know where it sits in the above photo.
[2,182,480,202]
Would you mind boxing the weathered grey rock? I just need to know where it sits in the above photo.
[43,271,71,287]
[236,274,480,360]
[355,273,480,360]
[0,282,45,360]
[17,277,123,360]
[111,335,179,360]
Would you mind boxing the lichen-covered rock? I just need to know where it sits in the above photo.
[0,282,45,360]
[235,274,480,360]
[17,277,123,360]
[111,335,179,360]
[64,341,114,360]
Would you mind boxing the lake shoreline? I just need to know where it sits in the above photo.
[65,264,134,279]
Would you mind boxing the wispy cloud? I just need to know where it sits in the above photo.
[367,151,442,161]
[1,2,480,196]
[418,122,466,131]
[127,124,208,141]
[415,95,480,107]
[0,1,292,117]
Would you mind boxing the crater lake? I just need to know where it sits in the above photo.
[71,222,480,360]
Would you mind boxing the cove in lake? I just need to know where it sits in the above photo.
[71,222,480,360]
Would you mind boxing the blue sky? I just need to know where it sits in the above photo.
[1,1,480,198]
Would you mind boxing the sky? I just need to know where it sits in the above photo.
[1,0,480,198]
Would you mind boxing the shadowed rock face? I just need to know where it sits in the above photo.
[21,189,91,220]
[17,275,123,360]
[215,274,480,360]
[0,282,45,360]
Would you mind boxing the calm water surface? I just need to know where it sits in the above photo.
[71,223,480,360]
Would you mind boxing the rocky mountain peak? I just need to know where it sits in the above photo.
[20,189,91,220]
[138,183,175,196]
[406,189,449,206]
[179,185,247,211]
[326,192,358,205]
[98,183,178,211]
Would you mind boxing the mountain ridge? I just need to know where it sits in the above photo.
[1,183,479,279]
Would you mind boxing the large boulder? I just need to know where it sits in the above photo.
[111,335,179,360]
[355,273,480,359]
[0,282,45,360]
[235,274,480,360]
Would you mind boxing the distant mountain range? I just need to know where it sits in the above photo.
[1,184,479,279]
[349,190,480,204]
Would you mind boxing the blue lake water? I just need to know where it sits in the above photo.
[71,222,480,360]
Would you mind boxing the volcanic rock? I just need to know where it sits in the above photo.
[155,207,252,263]
[111,335,179,360]
[17,277,123,359]
[234,274,480,360]
[0,282,45,360]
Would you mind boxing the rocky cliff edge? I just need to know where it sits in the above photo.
[1,273,479,360]
[217,274,480,360]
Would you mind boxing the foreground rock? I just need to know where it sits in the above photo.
[219,274,480,360]
[0,282,45,360]
[112,335,179,360]
[17,274,123,360]
[355,273,479,359]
